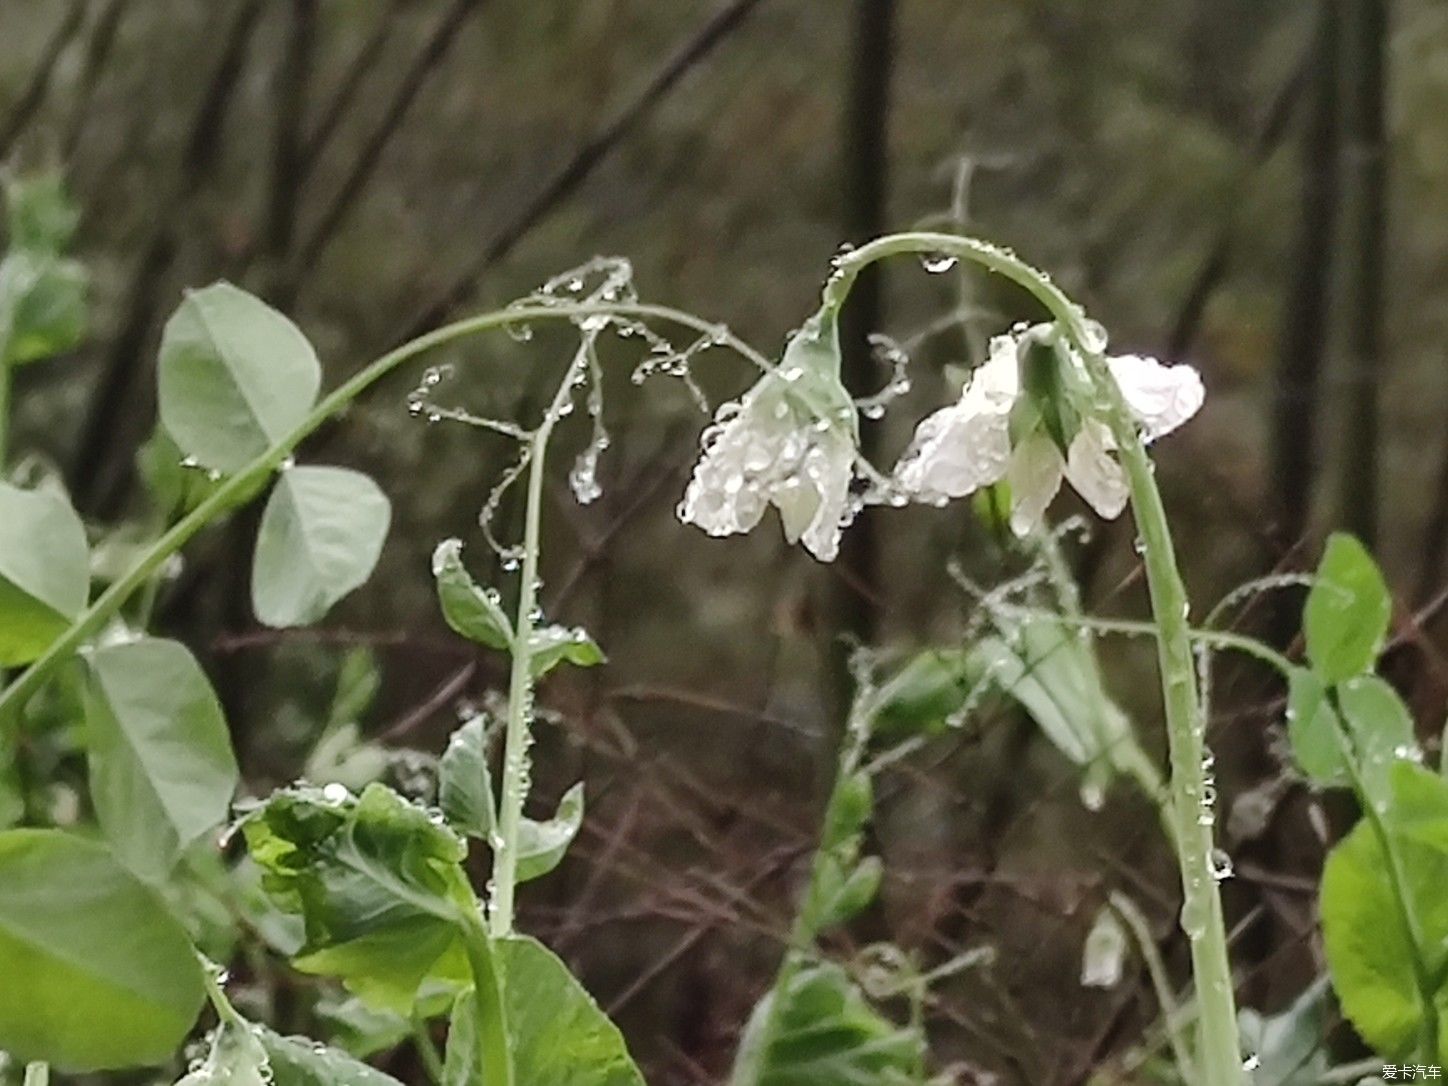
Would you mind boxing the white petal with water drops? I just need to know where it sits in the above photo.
[1106,353,1204,440]
[1064,422,1129,519]
[892,327,1205,533]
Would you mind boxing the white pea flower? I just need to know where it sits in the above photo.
[679,310,857,561]
[894,328,1203,535]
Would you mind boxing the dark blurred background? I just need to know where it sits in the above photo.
[2,1,1446,1082]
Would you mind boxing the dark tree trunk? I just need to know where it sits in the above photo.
[1338,0,1388,547]
[831,0,895,706]
[1270,0,1342,637]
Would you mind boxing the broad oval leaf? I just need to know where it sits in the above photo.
[516,782,584,883]
[1305,533,1391,683]
[1285,668,1347,786]
[445,935,645,1086]
[731,962,923,1086]
[157,282,320,473]
[439,714,496,840]
[175,1020,270,1086]
[1336,675,1418,806]
[0,482,88,665]
[1236,978,1332,1085]
[259,1025,406,1086]
[432,538,512,650]
[243,783,476,1013]
[1384,761,1448,850]
[85,637,239,882]
[0,829,205,1070]
[175,1019,407,1086]
[1320,820,1448,1058]
[252,466,390,627]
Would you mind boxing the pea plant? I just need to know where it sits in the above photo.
[0,167,1434,1086]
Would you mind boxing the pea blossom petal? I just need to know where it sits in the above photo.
[678,311,857,562]
[892,336,1017,504]
[1005,430,1064,536]
[1064,423,1129,520]
[892,328,1204,535]
[1106,353,1204,439]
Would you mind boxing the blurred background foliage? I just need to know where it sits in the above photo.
[1,1,1446,1082]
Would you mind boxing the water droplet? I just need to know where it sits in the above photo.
[1210,848,1234,882]
[921,252,958,273]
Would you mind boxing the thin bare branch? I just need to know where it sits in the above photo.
[404,0,768,339]
[297,0,486,274]
[0,0,87,160]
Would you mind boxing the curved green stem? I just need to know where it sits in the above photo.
[410,1011,446,1086]
[461,913,514,1086]
[1110,890,1193,1079]
[488,341,586,938]
[733,691,877,1086]
[0,300,759,726]
[831,233,1242,1085]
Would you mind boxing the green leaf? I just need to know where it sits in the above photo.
[812,855,883,932]
[971,617,1132,770]
[242,782,476,1013]
[138,428,223,518]
[1383,761,1448,850]
[315,995,412,1058]
[516,782,584,883]
[1320,820,1448,1057]
[174,1021,405,1086]
[157,282,321,474]
[731,963,922,1086]
[1285,668,1347,786]
[824,771,872,851]
[252,466,391,627]
[328,647,382,731]
[1285,668,1417,810]
[1305,533,1392,683]
[441,989,477,1086]
[871,648,974,739]
[1335,675,1419,806]
[502,935,645,1085]
[447,935,645,1086]
[1236,977,1331,1085]
[1014,334,1081,454]
[0,829,205,1070]
[439,715,495,840]
[84,638,239,882]
[528,624,604,679]
[432,538,512,650]
[0,482,88,665]
[0,752,21,829]
[0,252,87,366]
[5,173,78,252]
[259,1025,406,1086]
[175,1020,271,1086]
